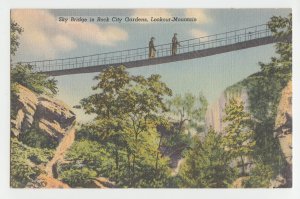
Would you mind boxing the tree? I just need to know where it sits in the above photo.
[10,20,23,57]
[179,129,237,188]
[222,98,256,175]
[245,161,273,188]
[168,92,208,133]
[249,13,292,124]
[10,138,54,187]
[158,93,207,177]
[9,20,59,188]
[80,66,172,187]
[59,167,97,187]
[263,13,292,80]
[11,64,58,96]
[246,13,291,172]
[58,140,114,187]
[10,21,58,118]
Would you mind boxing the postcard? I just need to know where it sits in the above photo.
[10,8,292,188]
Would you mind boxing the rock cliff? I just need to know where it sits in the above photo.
[205,88,249,133]
[11,84,76,142]
[273,81,292,187]
[11,84,76,188]
[207,80,292,187]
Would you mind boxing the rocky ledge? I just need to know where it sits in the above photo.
[273,81,292,187]
[11,84,76,142]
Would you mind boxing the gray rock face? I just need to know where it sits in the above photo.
[11,84,76,142]
[205,88,255,175]
[208,81,292,187]
[205,88,249,133]
[274,81,292,187]
[275,81,292,164]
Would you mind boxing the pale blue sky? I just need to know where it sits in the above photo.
[12,9,291,122]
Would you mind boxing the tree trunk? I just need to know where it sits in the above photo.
[115,148,119,183]
[131,132,138,187]
[155,134,163,173]
[240,155,245,175]
[127,150,131,185]
[132,154,136,186]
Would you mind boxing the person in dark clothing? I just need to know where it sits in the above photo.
[172,33,180,55]
[149,37,156,58]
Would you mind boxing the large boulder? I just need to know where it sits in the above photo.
[11,84,76,142]
[36,96,76,141]
[11,85,38,137]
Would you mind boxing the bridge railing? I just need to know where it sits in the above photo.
[14,24,272,72]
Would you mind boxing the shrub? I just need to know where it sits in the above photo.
[59,167,97,187]
[245,162,273,188]
[10,138,54,187]
[19,127,58,149]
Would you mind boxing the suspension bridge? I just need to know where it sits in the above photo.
[14,24,291,76]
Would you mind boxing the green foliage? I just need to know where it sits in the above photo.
[168,92,208,133]
[251,14,291,129]
[245,162,273,188]
[265,13,292,80]
[221,14,291,182]
[160,127,191,150]
[57,138,115,187]
[19,127,58,149]
[179,129,237,188]
[10,13,292,189]
[10,20,57,119]
[224,83,244,100]
[10,21,57,117]
[10,84,19,119]
[64,140,114,174]
[156,92,208,184]
[123,128,171,187]
[246,14,291,173]
[10,20,23,56]
[80,66,172,118]
[10,138,54,187]
[60,125,171,188]
[222,98,256,175]
[9,20,59,188]
[11,64,58,96]
[59,167,97,187]
[11,64,58,120]
[76,66,173,187]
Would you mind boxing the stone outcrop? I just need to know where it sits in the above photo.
[269,175,287,188]
[274,81,292,187]
[205,88,248,133]
[11,84,76,142]
[45,127,76,178]
[86,177,116,188]
[232,176,250,188]
[11,84,77,188]
[11,85,38,137]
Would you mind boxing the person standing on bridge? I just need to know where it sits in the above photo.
[149,37,156,58]
[172,33,181,55]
